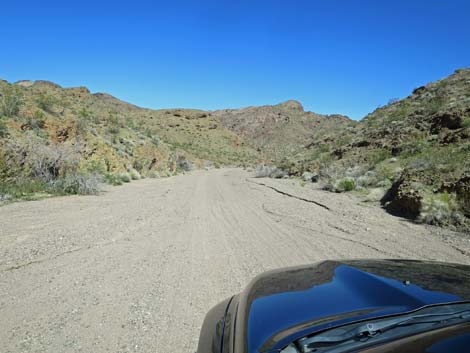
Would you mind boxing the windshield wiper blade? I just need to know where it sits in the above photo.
[301,310,470,348]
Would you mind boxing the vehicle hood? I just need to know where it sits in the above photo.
[234,259,470,353]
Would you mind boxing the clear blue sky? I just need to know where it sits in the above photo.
[1,0,469,119]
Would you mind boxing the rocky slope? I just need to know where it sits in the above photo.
[290,69,470,231]
[0,79,261,200]
[213,100,351,162]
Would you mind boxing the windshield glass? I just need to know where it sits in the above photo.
[281,303,470,353]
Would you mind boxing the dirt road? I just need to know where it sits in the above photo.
[1,168,469,352]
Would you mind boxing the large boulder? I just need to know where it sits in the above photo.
[381,173,424,218]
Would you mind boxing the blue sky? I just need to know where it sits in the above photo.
[1,0,469,119]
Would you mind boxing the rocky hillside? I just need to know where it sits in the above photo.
[213,100,351,162]
[289,69,470,231]
[1,70,469,231]
[0,79,260,200]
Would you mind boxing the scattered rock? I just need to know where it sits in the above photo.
[56,127,70,142]
[302,171,319,183]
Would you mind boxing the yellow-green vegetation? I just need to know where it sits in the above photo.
[0,79,260,202]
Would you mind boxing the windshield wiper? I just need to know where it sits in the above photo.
[299,309,470,349]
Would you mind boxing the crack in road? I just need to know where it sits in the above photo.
[247,179,331,211]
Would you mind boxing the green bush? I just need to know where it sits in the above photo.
[0,179,48,201]
[335,177,356,192]
[0,85,23,117]
[36,93,56,112]
[75,118,88,135]
[50,173,102,195]
[104,173,123,186]
[425,96,446,114]
[129,168,141,180]
[24,110,46,130]
[0,119,8,137]
[463,116,470,128]
[367,149,391,166]
[148,171,160,178]
[419,192,460,226]
[119,173,131,183]
[85,160,106,174]
[4,140,80,182]
[107,126,120,135]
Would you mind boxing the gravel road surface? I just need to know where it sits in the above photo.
[1,168,469,352]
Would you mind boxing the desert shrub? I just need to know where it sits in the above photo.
[399,139,429,158]
[374,163,400,186]
[129,168,141,180]
[345,166,366,179]
[253,165,287,178]
[119,173,131,183]
[150,135,161,146]
[277,158,297,174]
[0,119,8,137]
[367,149,391,166]
[426,96,446,114]
[24,110,46,130]
[419,192,460,226]
[104,173,123,186]
[159,169,172,177]
[75,118,88,135]
[270,168,288,178]
[176,155,193,172]
[356,171,377,188]
[254,165,274,178]
[36,93,56,112]
[77,108,91,120]
[334,177,356,192]
[0,85,23,117]
[148,171,160,178]
[2,141,101,196]
[388,101,413,120]
[131,159,143,172]
[0,178,48,200]
[107,126,120,135]
[463,116,470,128]
[50,173,102,195]
[4,140,80,182]
[408,158,433,170]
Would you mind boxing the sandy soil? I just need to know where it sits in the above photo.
[1,168,469,352]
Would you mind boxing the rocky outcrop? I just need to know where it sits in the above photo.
[277,99,304,111]
[33,80,62,89]
[14,80,34,87]
[381,173,424,218]
[430,109,466,133]
[212,100,351,160]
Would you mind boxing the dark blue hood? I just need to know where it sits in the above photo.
[233,260,470,353]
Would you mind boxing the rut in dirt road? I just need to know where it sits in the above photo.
[1,168,469,353]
